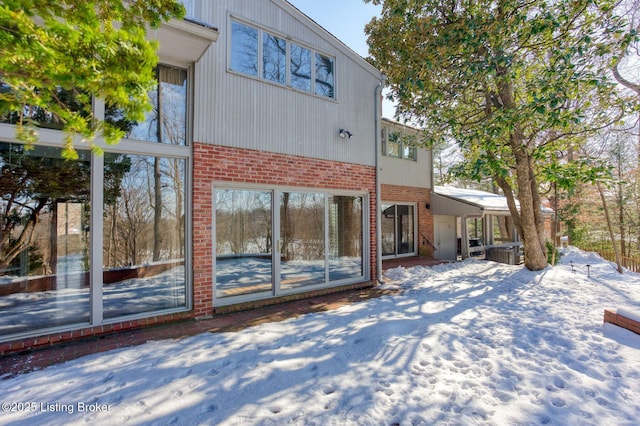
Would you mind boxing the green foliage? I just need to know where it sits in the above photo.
[546,240,561,265]
[365,0,638,270]
[365,0,637,180]
[0,0,184,158]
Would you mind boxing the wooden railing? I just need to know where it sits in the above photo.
[576,246,640,273]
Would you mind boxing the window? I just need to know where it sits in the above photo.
[263,33,286,84]
[105,64,188,145]
[386,131,401,158]
[290,44,312,92]
[1,65,191,341]
[215,189,273,299]
[280,192,325,289]
[381,203,416,258]
[214,187,366,304]
[102,154,187,318]
[328,196,362,280]
[230,21,258,76]
[315,53,335,98]
[0,85,88,130]
[229,19,336,99]
[0,143,91,335]
[382,128,419,161]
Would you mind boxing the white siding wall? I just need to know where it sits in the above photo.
[379,121,433,189]
[380,148,432,188]
[190,0,381,166]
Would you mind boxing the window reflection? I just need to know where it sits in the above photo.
[0,85,88,130]
[0,143,91,335]
[263,33,286,84]
[387,132,401,157]
[315,53,334,98]
[215,189,273,298]
[120,65,187,145]
[231,21,258,76]
[102,154,186,318]
[280,192,325,289]
[229,20,335,98]
[290,44,311,92]
[381,204,415,257]
[329,196,362,280]
[381,203,396,256]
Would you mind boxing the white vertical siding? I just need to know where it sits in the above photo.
[189,0,380,166]
[379,120,433,189]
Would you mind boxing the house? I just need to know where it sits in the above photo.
[379,118,434,261]
[0,0,386,350]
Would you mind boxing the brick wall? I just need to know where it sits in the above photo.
[381,183,434,258]
[193,143,378,317]
[0,144,377,355]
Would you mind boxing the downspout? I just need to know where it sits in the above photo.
[375,74,387,284]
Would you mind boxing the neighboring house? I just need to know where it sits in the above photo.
[379,118,434,260]
[0,0,385,350]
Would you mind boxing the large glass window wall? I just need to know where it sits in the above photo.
[214,187,367,304]
[0,64,190,340]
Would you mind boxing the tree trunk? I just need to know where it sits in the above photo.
[495,76,548,271]
[597,181,624,273]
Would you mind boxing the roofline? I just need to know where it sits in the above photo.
[381,117,423,133]
[432,191,486,212]
[275,0,383,79]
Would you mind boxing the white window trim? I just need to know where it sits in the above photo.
[0,65,194,343]
[227,16,336,100]
[212,183,369,307]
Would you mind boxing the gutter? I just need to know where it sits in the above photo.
[374,74,387,284]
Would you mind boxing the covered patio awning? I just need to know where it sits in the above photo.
[431,186,513,217]
[431,186,553,217]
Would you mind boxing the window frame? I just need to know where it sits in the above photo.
[212,183,368,307]
[0,65,194,343]
[381,127,419,161]
[228,18,336,100]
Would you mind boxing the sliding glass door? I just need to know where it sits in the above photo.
[214,187,367,305]
[381,203,416,258]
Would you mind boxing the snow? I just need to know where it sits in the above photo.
[1,247,639,425]
[434,185,555,215]
[434,185,516,212]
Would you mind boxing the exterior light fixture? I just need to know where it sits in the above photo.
[339,129,354,139]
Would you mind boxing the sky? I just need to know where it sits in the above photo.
[1,247,639,425]
[286,1,397,117]
[287,0,382,58]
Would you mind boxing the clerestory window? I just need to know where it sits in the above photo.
[229,20,335,99]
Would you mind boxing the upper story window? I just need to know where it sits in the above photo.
[230,20,336,99]
[382,128,418,161]
[106,64,188,145]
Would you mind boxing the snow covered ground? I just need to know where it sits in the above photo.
[1,247,639,425]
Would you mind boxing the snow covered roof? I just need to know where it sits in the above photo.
[432,186,553,217]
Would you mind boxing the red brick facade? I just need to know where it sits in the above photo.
[192,143,378,317]
[381,183,434,258]
[0,143,377,356]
